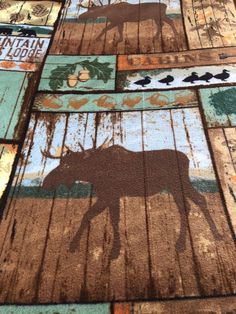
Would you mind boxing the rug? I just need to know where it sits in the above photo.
[0,0,236,313]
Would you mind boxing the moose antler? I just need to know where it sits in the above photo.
[41,148,61,159]
[77,0,96,9]
[41,145,72,159]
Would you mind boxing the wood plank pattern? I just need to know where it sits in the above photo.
[117,64,236,91]
[200,86,236,127]
[208,127,236,234]
[39,55,116,92]
[0,71,38,140]
[0,1,61,26]
[33,89,198,112]
[0,144,17,200]
[0,109,236,303]
[114,296,236,313]
[182,0,236,49]
[50,0,187,55]
[117,48,236,71]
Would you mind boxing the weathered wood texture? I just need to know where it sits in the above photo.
[0,109,236,303]
[39,55,116,92]
[117,48,236,71]
[33,89,198,112]
[0,71,38,140]
[209,127,236,234]
[182,0,236,49]
[0,1,61,26]
[50,0,187,55]
[200,86,236,127]
[117,64,236,91]
[114,296,236,314]
[0,144,17,200]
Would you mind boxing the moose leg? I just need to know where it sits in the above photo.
[108,198,121,260]
[172,191,189,252]
[163,16,178,37]
[186,186,222,241]
[96,23,116,41]
[154,19,163,39]
[116,24,123,43]
[69,199,107,252]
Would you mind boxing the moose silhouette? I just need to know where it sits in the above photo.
[41,139,222,259]
[78,2,178,43]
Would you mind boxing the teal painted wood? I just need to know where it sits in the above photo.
[38,55,116,92]
[34,89,198,112]
[0,71,30,140]
[0,303,110,314]
[199,86,236,127]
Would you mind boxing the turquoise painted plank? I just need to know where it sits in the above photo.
[0,303,110,314]
[39,55,116,92]
[38,78,115,92]
[199,86,236,127]
[0,71,29,140]
[45,55,116,65]
[33,89,198,112]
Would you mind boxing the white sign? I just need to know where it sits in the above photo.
[0,36,50,62]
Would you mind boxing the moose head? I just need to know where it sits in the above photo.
[41,137,112,191]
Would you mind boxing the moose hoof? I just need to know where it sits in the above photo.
[175,239,185,253]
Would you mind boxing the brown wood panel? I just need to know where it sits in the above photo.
[208,128,236,234]
[0,110,236,303]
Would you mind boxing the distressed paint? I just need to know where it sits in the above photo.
[33,89,198,112]
[50,0,187,55]
[0,36,50,63]
[118,48,236,71]
[0,303,110,314]
[38,55,116,92]
[1,109,236,303]
[0,1,62,26]
[131,295,236,313]
[0,70,37,140]
[182,0,236,49]
[117,64,236,91]
[0,144,17,199]
[0,23,54,38]
[208,128,236,233]
[200,86,236,127]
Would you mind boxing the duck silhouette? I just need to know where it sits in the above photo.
[197,72,213,83]
[183,72,199,84]
[134,76,151,87]
[214,69,230,81]
[158,75,174,86]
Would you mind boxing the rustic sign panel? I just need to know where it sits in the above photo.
[33,89,198,111]
[208,128,236,234]
[1,109,236,303]
[182,0,236,49]
[50,0,187,55]
[0,70,37,140]
[0,1,62,26]
[0,144,17,200]
[0,36,50,63]
[200,86,236,127]
[118,48,236,71]
[0,23,54,38]
[117,64,236,91]
[114,296,236,314]
[39,55,116,91]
